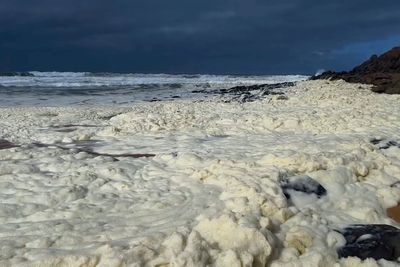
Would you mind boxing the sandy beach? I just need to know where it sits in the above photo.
[1,80,400,266]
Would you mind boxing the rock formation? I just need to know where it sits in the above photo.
[312,47,400,94]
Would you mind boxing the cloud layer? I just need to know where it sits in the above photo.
[1,0,400,74]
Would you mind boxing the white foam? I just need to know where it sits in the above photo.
[1,80,400,266]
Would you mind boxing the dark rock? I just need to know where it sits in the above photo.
[386,140,399,147]
[276,95,289,100]
[224,82,296,95]
[192,82,295,103]
[370,138,400,149]
[370,138,383,145]
[280,175,327,199]
[0,139,18,150]
[391,181,400,188]
[336,224,400,261]
[312,47,400,94]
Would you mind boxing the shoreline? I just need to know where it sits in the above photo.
[1,80,400,266]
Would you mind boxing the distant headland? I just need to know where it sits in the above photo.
[312,46,400,94]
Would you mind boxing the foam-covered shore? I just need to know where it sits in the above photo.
[1,80,400,266]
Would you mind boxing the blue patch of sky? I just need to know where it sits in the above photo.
[320,34,400,72]
[333,34,400,58]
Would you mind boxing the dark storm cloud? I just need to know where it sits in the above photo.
[1,0,400,74]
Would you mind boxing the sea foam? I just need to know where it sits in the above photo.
[0,80,399,266]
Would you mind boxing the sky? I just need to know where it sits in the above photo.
[1,0,400,75]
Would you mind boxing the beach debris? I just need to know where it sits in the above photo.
[280,175,327,199]
[336,224,400,261]
[0,139,18,150]
[387,203,400,223]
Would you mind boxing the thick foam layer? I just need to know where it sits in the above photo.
[1,80,400,266]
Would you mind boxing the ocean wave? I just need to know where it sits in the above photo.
[0,72,308,88]
[0,71,34,77]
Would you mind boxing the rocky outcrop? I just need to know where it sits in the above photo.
[312,47,400,94]
[192,82,295,102]
[336,224,400,261]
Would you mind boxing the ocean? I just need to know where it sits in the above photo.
[0,72,308,106]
